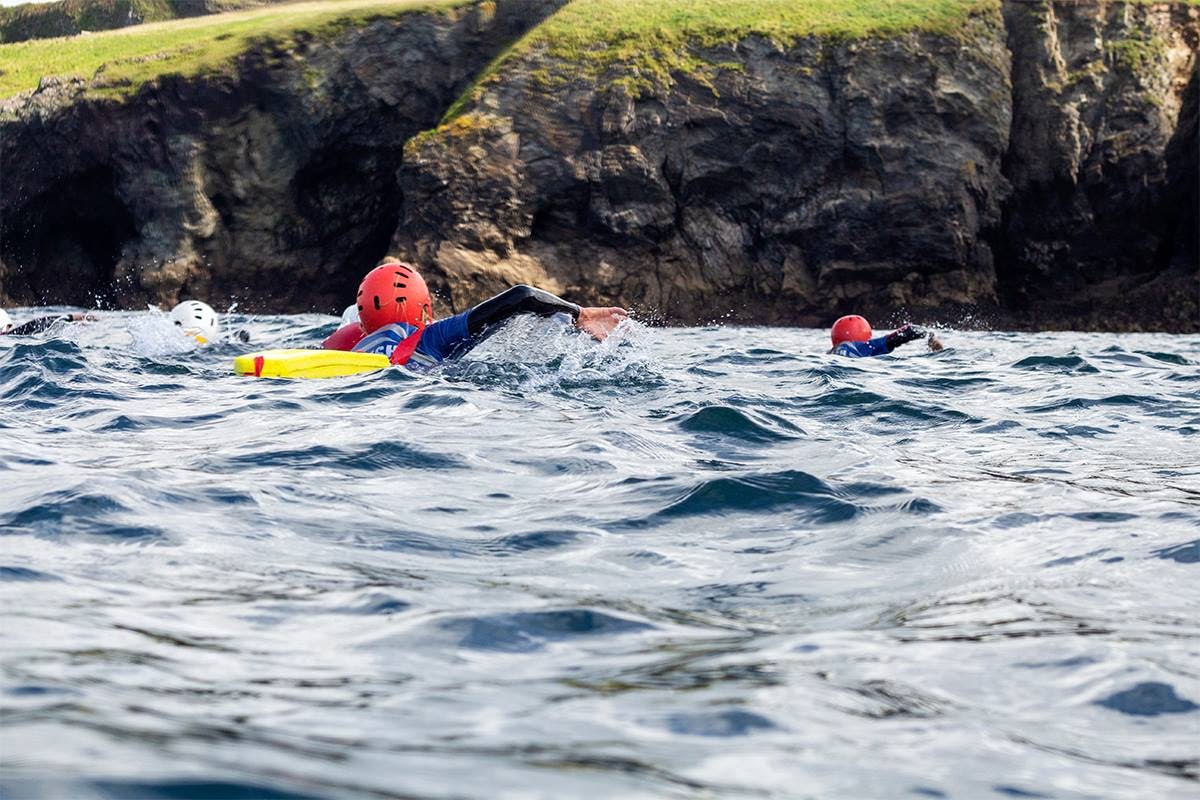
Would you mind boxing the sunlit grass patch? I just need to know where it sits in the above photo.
[443,0,1001,118]
[0,0,464,100]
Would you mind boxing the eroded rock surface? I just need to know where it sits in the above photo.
[999,0,1199,330]
[1,0,1196,330]
[399,12,1014,326]
[0,0,567,311]
[400,0,1197,329]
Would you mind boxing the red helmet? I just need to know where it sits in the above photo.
[831,315,872,347]
[356,262,432,334]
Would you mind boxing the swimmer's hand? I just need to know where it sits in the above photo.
[576,306,628,341]
[928,332,945,352]
[885,323,925,350]
[67,312,99,322]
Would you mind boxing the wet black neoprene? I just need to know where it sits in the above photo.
[3,315,70,336]
[466,285,581,337]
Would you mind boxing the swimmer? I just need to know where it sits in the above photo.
[169,301,221,344]
[169,300,250,344]
[323,259,627,367]
[0,308,95,336]
[829,315,943,358]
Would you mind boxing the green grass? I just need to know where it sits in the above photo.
[0,0,196,44]
[444,0,1001,117]
[0,0,464,100]
[1105,35,1169,71]
[6,0,1190,106]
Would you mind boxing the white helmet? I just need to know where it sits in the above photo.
[170,300,220,344]
[0,308,11,334]
[341,304,361,326]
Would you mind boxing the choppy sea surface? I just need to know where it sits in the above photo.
[1,309,1197,800]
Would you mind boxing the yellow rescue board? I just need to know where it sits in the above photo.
[234,349,390,379]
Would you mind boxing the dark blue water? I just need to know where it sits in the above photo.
[2,310,1198,799]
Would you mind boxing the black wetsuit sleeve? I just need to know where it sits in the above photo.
[6,315,68,336]
[884,324,926,352]
[465,285,581,337]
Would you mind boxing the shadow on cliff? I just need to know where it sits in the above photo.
[991,0,1199,331]
[1,166,136,306]
[1162,65,1198,279]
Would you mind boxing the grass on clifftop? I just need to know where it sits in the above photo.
[0,0,462,100]
[444,0,1000,118]
[0,1,284,44]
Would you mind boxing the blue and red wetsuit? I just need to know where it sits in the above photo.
[830,325,926,358]
[830,335,893,358]
[353,312,473,368]
[328,285,582,368]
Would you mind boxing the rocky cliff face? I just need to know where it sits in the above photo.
[398,11,1014,327]
[399,0,1197,330]
[999,0,1199,330]
[0,0,567,311]
[1,0,1196,330]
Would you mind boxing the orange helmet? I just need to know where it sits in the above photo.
[831,315,872,347]
[356,262,432,334]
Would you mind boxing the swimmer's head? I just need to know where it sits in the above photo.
[831,315,872,347]
[170,300,220,344]
[356,260,432,334]
[0,308,11,334]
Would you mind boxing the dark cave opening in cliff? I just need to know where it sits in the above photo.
[1,167,137,307]
[292,145,403,307]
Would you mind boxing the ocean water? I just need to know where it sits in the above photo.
[1,310,1197,800]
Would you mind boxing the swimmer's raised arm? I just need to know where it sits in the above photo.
[884,324,926,352]
[1,311,94,337]
[467,285,627,342]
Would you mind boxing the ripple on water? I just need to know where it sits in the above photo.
[87,781,325,800]
[676,405,802,442]
[1010,354,1100,374]
[0,566,60,581]
[803,388,975,425]
[1095,683,1200,717]
[483,529,596,555]
[219,441,467,472]
[437,608,654,653]
[664,708,778,737]
[640,470,858,524]
[331,592,411,616]
[626,470,939,529]
[1152,539,1199,564]
[2,489,168,542]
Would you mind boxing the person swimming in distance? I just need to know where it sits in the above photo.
[323,259,627,367]
[829,314,943,358]
[169,301,221,345]
[0,308,96,336]
[169,301,250,344]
